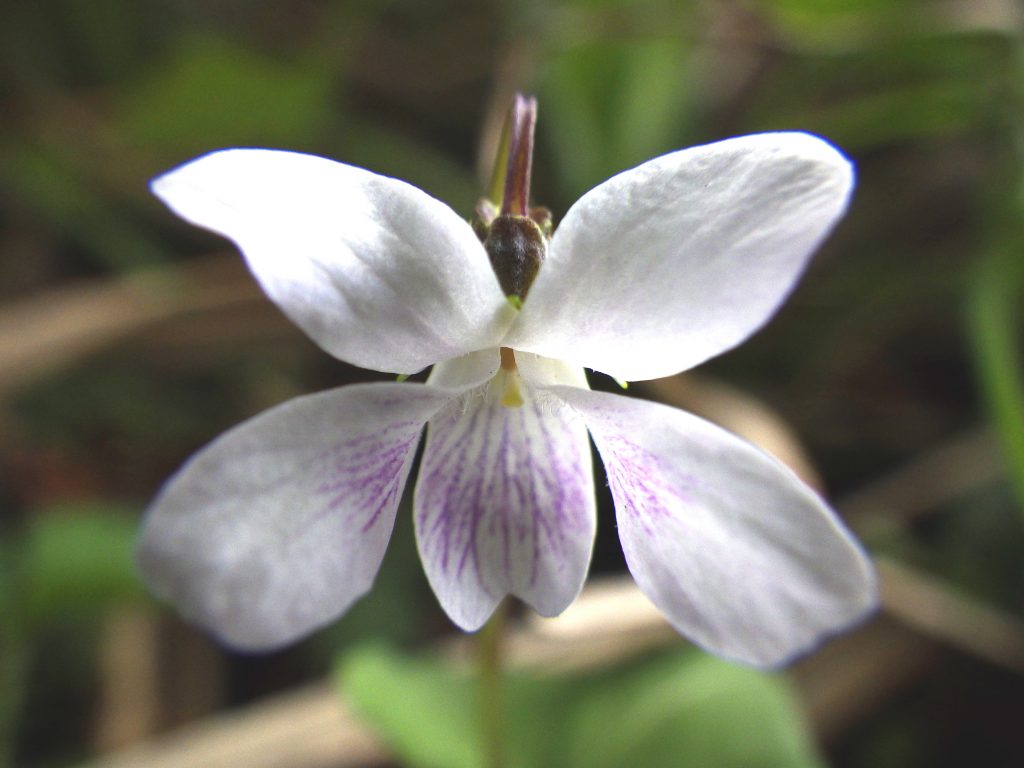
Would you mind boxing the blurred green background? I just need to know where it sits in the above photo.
[2,0,1023,766]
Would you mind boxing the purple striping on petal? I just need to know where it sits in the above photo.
[308,423,425,534]
[600,430,697,536]
[424,394,488,575]
[452,396,501,583]
[531,397,588,529]
[417,379,592,606]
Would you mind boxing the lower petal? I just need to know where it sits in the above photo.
[136,382,456,650]
[554,386,877,667]
[414,356,595,630]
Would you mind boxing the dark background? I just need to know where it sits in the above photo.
[2,1,1023,766]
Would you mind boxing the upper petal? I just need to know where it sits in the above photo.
[413,355,595,629]
[505,133,854,381]
[554,387,876,667]
[152,149,512,374]
[136,382,459,650]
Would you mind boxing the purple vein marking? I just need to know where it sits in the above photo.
[309,420,424,534]
[599,427,696,536]
[417,381,589,602]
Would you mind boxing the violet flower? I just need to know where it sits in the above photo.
[138,102,875,667]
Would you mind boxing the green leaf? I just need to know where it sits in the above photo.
[339,644,571,768]
[342,645,479,768]
[742,33,1008,149]
[565,652,823,768]
[794,80,984,149]
[339,644,823,768]
[25,503,146,623]
[120,36,333,159]
[541,37,694,201]
[755,0,926,51]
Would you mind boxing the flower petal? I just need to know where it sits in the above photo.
[506,133,854,381]
[414,355,595,629]
[152,149,512,374]
[554,387,876,667]
[136,383,460,650]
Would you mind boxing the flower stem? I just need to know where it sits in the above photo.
[501,94,537,217]
[478,601,506,768]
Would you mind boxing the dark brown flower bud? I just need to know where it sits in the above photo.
[484,214,546,300]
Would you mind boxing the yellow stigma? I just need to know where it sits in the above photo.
[500,376,524,408]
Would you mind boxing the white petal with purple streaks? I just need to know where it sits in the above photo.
[554,386,877,667]
[136,383,459,650]
[414,356,595,630]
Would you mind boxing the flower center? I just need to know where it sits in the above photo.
[484,215,546,300]
[475,94,557,410]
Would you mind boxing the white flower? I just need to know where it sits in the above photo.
[137,132,876,667]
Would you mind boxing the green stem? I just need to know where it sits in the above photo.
[967,12,1024,518]
[478,601,506,768]
[968,252,1024,515]
[487,109,512,209]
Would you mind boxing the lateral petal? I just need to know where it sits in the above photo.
[414,356,595,629]
[152,149,513,374]
[506,133,853,381]
[136,382,459,650]
[555,387,876,667]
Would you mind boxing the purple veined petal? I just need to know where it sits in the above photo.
[413,354,595,630]
[552,386,877,668]
[152,149,514,375]
[136,382,466,651]
[506,133,854,382]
